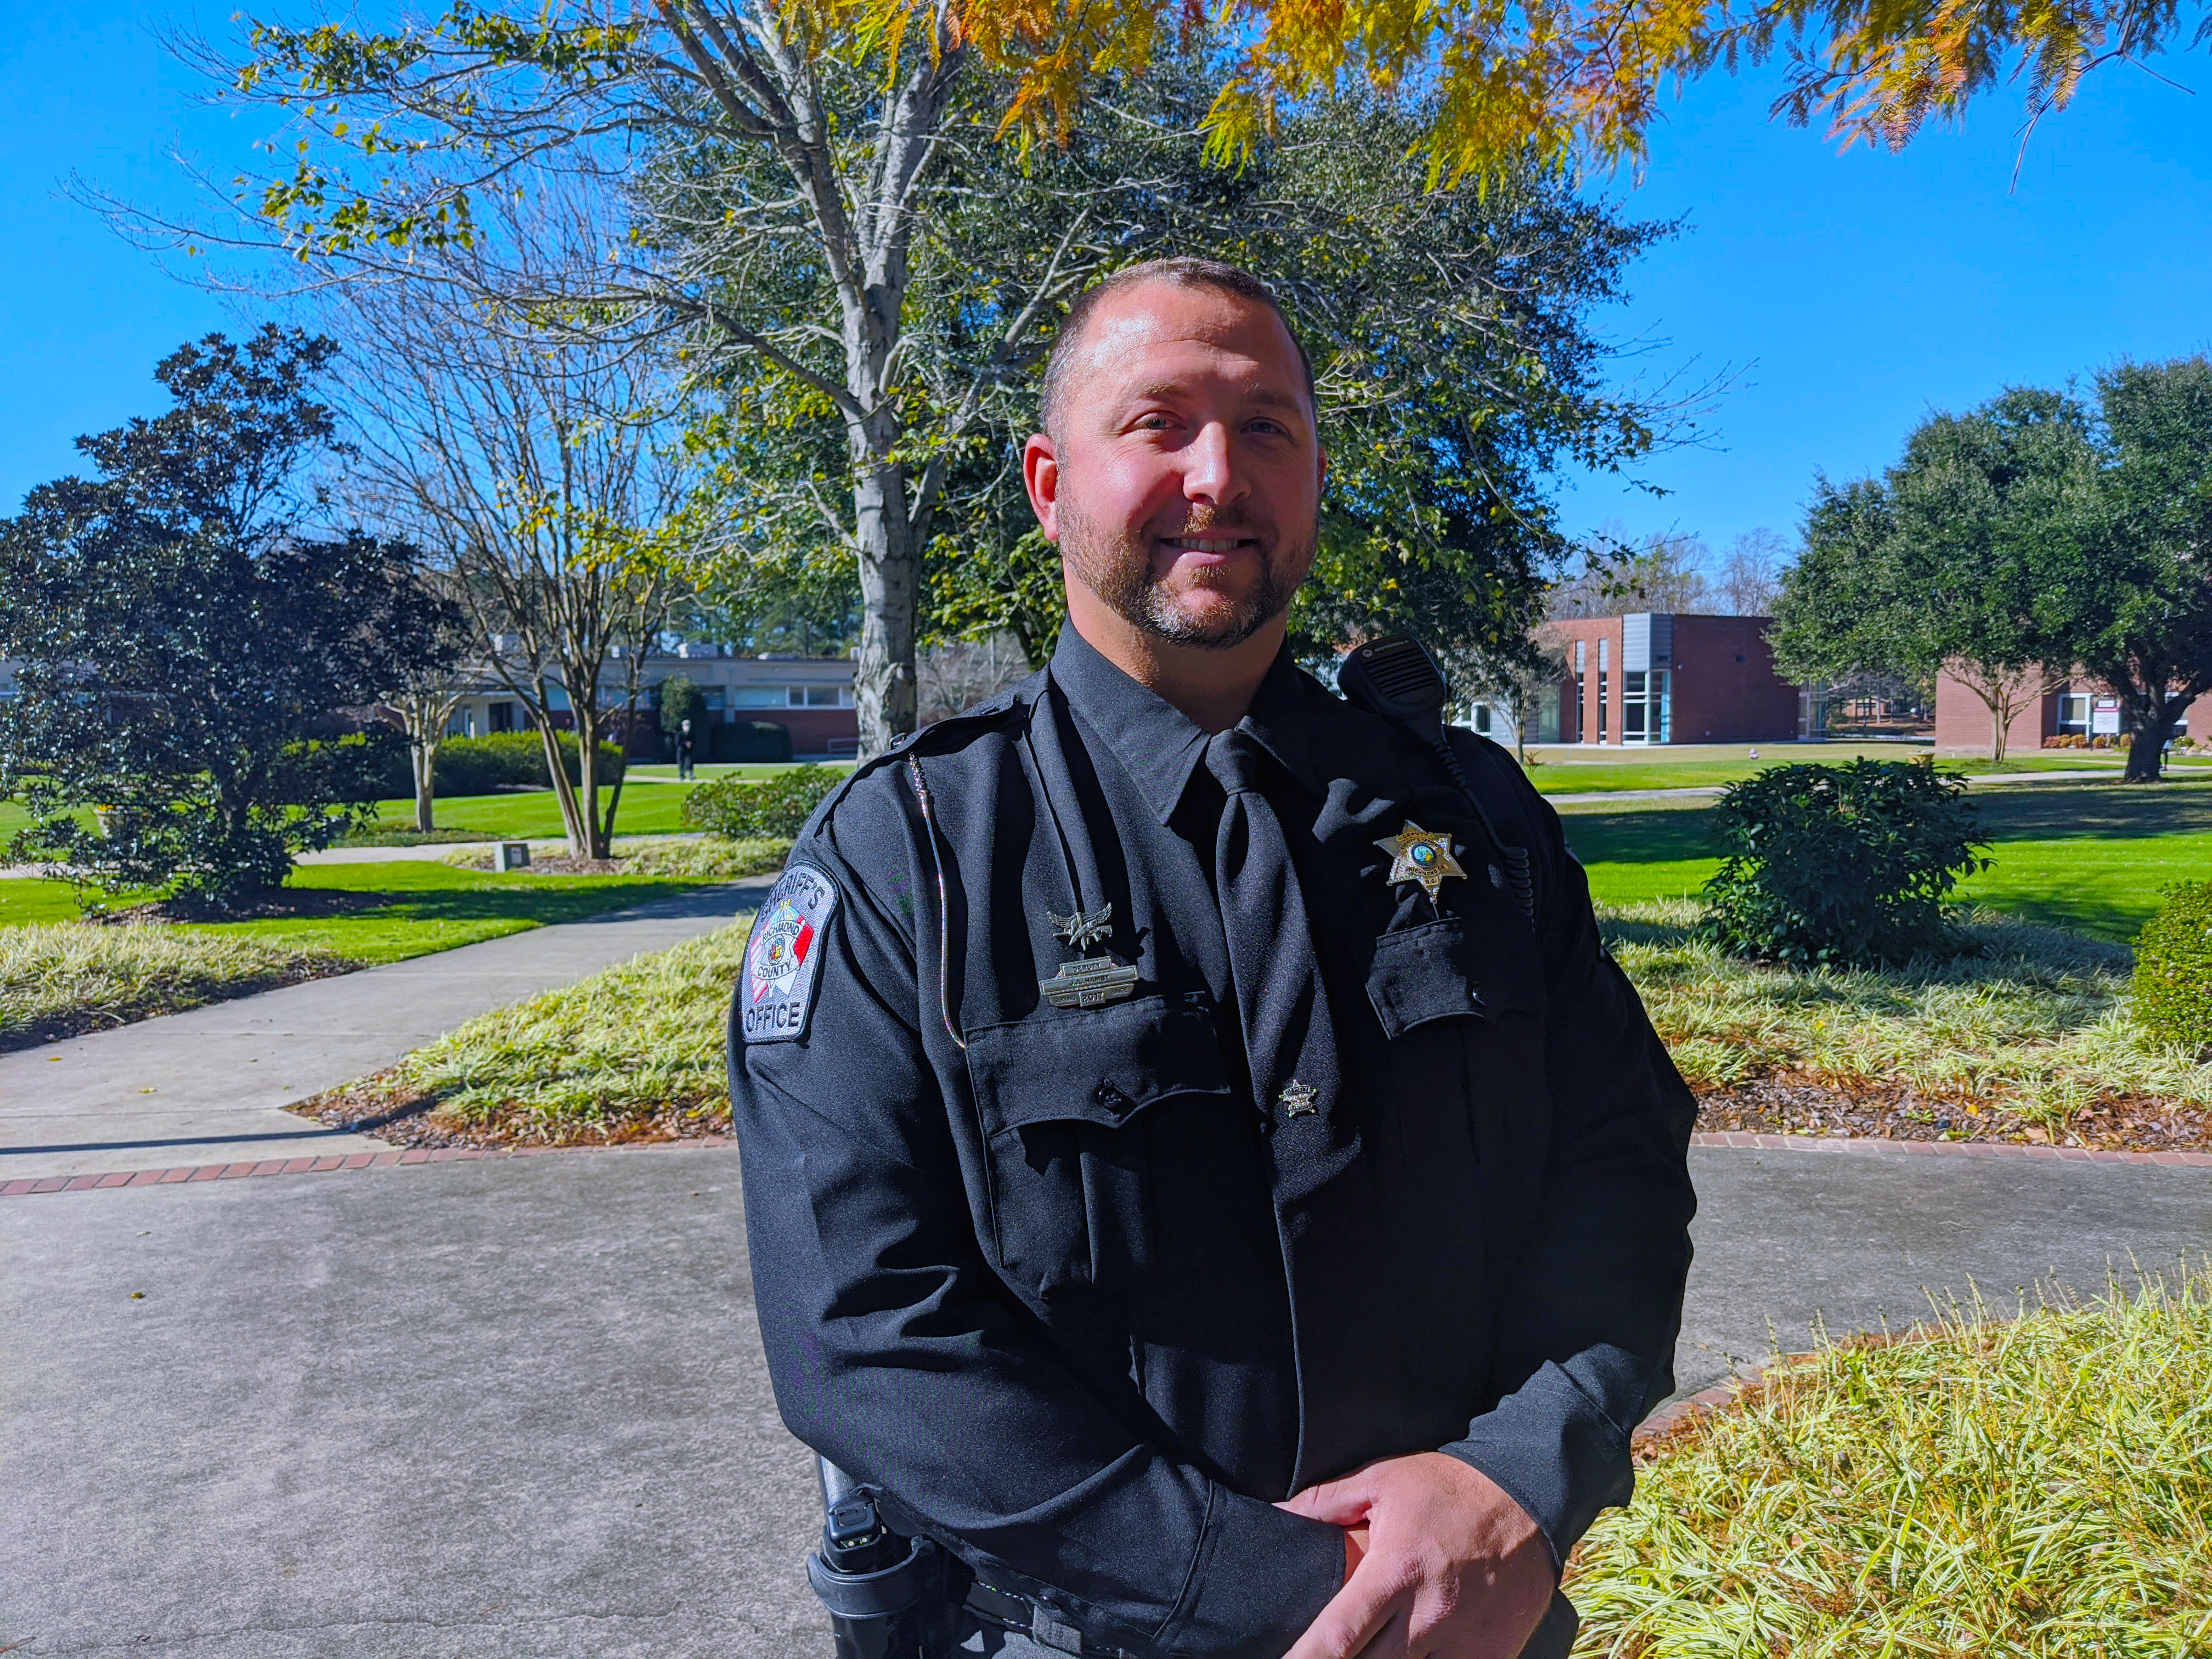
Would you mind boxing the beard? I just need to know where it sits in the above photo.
[1059,502,1312,650]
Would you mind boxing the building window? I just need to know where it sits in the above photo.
[732,686,786,708]
[1596,639,1609,742]
[1573,641,1587,742]
[2057,693,2091,736]
[1621,669,1671,744]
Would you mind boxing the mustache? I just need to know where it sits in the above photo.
[1159,511,1267,538]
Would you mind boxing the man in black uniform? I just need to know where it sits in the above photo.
[729,259,1696,1658]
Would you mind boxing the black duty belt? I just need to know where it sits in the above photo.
[962,1577,1128,1658]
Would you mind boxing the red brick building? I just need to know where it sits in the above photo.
[1932,665,2210,757]
[1511,614,1806,746]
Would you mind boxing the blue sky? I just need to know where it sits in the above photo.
[5,7,2211,556]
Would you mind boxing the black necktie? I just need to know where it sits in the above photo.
[1204,724,1392,1489]
[1204,727,1339,1126]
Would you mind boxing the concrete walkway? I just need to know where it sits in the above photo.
[4,1141,2207,1657]
[0,879,773,1182]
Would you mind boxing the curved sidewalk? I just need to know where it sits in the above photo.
[0,879,772,1183]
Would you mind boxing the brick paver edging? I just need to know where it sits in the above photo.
[7,1126,2205,1201]
[1690,1130,2212,1167]
[0,1136,736,1199]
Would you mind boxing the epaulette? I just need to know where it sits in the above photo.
[805,669,1046,834]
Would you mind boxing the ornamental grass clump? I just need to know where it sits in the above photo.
[2132,882,2212,1055]
[340,920,750,1141]
[1700,759,1990,968]
[1568,1266,2212,1657]
[0,922,354,1051]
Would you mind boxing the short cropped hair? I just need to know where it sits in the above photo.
[1038,258,1316,438]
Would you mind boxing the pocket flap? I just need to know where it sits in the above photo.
[965,993,1232,1135]
[1367,916,1547,1040]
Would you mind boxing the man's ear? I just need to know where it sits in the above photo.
[1022,432,1061,543]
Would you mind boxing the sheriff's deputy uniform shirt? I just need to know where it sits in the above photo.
[729,627,1698,1659]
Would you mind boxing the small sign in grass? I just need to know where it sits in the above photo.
[1571,1267,2212,1656]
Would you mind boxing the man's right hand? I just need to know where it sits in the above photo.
[1278,1453,1552,1659]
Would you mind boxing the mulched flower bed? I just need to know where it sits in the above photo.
[293,1074,729,1149]
[299,1071,2208,1156]
[96,890,386,923]
[1697,1078,2210,1155]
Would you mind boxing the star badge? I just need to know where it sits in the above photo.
[1374,821,1465,903]
[1278,1079,1318,1118]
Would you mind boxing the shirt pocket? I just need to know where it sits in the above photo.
[963,992,1231,1299]
[1365,913,1547,1039]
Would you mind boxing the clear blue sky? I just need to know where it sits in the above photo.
[5,7,2211,554]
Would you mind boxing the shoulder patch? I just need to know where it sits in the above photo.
[740,864,839,1044]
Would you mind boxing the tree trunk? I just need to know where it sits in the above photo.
[851,455,919,757]
[411,736,440,833]
[574,704,609,859]
[2124,695,2181,782]
[534,705,592,859]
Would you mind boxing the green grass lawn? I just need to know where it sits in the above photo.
[342,766,852,842]
[1519,743,2200,797]
[1562,776,2212,941]
[0,861,718,964]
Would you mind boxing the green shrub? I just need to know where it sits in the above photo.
[2132,881,2212,1053]
[376,731,627,798]
[707,720,793,764]
[1699,758,1989,968]
[682,764,843,839]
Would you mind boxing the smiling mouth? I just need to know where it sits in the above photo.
[1160,534,1259,555]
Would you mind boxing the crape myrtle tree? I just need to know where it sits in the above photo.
[324,199,693,859]
[376,572,476,834]
[207,7,1678,755]
[1771,390,2093,764]
[0,327,459,909]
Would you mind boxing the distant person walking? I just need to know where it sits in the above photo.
[676,717,697,781]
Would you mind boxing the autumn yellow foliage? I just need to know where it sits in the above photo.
[846,0,2193,182]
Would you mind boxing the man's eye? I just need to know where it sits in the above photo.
[1135,414,1176,430]
[1246,419,1288,437]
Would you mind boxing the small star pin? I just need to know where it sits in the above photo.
[1373,821,1466,903]
[1278,1079,1318,1118]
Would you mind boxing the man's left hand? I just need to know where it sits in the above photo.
[1275,1452,1553,1659]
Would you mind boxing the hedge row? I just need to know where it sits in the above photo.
[381,731,628,799]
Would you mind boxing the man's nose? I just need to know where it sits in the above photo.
[1178,421,1248,506]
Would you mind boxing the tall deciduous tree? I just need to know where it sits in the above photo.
[1772,390,2092,763]
[0,328,459,907]
[189,8,1679,755]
